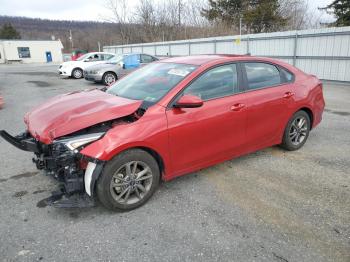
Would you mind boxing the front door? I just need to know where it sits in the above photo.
[166,64,247,175]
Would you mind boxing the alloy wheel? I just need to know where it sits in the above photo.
[289,116,308,145]
[110,161,153,205]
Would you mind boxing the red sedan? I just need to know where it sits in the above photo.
[0,55,325,211]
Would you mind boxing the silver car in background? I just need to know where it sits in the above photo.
[84,53,158,85]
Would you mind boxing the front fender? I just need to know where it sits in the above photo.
[80,106,171,176]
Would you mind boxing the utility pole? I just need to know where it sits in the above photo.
[98,41,101,52]
[69,30,74,51]
[178,0,181,27]
[239,17,242,37]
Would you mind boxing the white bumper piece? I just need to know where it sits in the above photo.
[84,162,97,196]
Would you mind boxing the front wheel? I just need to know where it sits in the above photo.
[280,110,310,151]
[96,149,160,211]
[102,72,117,86]
[71,68,83,79]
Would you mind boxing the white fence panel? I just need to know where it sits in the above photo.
[142,46,155,55]
[130,46,142,53]
[190,42,215,55]
[104,26,350,81]
[156,45,169,56]
[170,44,189,56]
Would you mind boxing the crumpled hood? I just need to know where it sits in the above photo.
[24,89,142,144]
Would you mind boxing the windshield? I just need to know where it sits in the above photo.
[107,54,124,64]
[76,53,91,61]
[107,62,197,106]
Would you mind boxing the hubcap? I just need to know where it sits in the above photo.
[289,116,308,145]
[74,70,82,78]
[105,74,116,85]
[110,161,153,205]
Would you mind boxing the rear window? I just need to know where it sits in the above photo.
[244,62,281,90]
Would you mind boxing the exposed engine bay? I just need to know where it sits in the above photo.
[0,108,145,208]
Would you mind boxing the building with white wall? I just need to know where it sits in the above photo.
[0,40,63,63]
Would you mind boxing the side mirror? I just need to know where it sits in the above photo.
[174,94,203,108]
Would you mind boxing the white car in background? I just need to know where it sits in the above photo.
[58,52,116,79]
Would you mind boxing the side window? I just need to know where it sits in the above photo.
[184,64,238,101]
[89,54,101,61]
[103,54,114,60]
[279,67,294,82]
[140,54,154,63]
[244,62,281,90]
[85,55,95,61]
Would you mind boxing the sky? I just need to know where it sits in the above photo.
[0,0,335,23]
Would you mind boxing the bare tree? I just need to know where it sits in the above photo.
[104,0,134,44]
[279,0,322,30]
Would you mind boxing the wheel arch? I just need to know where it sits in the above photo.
[103,71,118,78]
[297,107,314,129]
[90,145,166,197]
[105,145,166,179]
[137,146,165,179]
[280,106,315,143]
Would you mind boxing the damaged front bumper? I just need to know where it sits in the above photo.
[0,130,104,208]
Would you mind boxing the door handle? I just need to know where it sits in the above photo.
[231,103,245,111]
[283,91,295,98]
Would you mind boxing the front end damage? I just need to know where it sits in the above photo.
[0,130,104,208]
[1,89,145,208]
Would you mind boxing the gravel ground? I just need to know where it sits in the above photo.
[0,64,349,262]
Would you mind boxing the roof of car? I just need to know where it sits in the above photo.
[87,52,115,55]
[160,54,251,65]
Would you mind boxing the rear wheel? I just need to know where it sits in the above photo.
[281,110,310,151]
[96,149,160,211]
[102,72,117,86]
[71,68,83,79]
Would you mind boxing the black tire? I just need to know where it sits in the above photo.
[96,149,160,211]
[71,68,83,79]
[102,72,117,86]
[280,110,310,151]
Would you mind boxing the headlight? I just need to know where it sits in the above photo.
[92,70,100,74]
[54,133,104,151]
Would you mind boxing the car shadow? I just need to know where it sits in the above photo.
[47,145,287,221]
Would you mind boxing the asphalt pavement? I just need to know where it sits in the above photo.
[0,64,349,262]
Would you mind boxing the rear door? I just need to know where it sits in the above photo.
[241,62,296,149]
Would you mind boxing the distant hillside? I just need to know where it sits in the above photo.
[0,16,232,53]
[0,16,123,52]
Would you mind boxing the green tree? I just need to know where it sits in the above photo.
[202,0,288,33]
[320,0,350,26]
[244,0,287,33]
[0,23,21,39]
[201,0,246,27]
